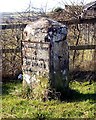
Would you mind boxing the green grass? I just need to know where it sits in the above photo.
[1,80,96,119]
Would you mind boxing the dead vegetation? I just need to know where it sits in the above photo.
[1,1,96,79]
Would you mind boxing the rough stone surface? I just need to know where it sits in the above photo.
[22,17,69,100]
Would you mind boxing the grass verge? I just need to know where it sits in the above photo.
[1,80,96,119]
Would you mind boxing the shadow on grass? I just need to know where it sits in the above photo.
[2,82,96,102]
[60,88,96,102]
[2,80,22,95]
[2,79,96,102]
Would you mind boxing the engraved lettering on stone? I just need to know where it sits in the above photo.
[22,17,69,97]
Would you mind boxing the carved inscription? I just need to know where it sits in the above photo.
[22,42,50,76]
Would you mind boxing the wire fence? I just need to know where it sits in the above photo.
[1,18,96,80]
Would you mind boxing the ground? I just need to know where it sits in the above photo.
[1,79,96,119]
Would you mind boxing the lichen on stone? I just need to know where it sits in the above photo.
[22,17,69,100]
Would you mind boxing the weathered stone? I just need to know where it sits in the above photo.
[22,17,69,100]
